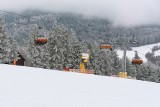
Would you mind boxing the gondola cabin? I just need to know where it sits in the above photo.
[132,58,143,65]
[34,35,48,45]
[100,43,112,50]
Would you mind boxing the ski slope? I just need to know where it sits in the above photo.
[117,42,160,62]
[0,64,160,107]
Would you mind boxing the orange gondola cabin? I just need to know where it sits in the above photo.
[132,58,143,65]
[132,51,143,65]
[34,35,48,45]
[100,43,112,50]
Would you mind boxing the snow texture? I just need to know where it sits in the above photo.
[0,64,160,107]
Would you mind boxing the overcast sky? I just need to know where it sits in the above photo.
[1,0,160,26]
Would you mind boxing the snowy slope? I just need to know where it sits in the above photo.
[117,42,160,62]
[154,50,160,57]
[0,64,160,107]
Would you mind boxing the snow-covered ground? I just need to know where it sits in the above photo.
[154,50,160,57]
[0,64,160,107]
[117,42,160,62]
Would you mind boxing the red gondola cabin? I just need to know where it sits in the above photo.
[34,35,48,45]
[132,58,143,65]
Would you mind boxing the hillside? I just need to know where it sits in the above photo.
[1,10,160,46]
[0,64,160,107]
[117,42,160,62]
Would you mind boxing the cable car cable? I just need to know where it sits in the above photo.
[0,9,37,21]
[0,9,45,29]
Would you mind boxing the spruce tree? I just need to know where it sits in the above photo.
[26,26,50,68]
[0,20,17,64]
[136,64,157,82]
[48,24,83,70]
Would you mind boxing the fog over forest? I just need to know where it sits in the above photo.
[1,0,160,26]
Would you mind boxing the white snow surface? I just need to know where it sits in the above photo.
[117,42,160,62]
[0,64,160,107]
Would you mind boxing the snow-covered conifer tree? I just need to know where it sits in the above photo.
[48,24,83,70]
[26,25,50,68]
[0,19,17,64]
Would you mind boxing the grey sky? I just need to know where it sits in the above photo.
[1,0,160,26]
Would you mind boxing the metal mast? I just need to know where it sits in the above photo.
[115,35,138,78]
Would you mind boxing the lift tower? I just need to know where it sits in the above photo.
[115,35,138,78]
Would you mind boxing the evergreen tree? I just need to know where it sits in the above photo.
[87,42,121,76]
[48,24,83,70]
[26,26,50,68]
[126,58,136,77]
[0,20,17,64]
[89,47,106,75]
[110,51,122,75]
[155,68,160,83]
[136,64,157,82]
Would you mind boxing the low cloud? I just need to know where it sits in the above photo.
[1,0,160,26]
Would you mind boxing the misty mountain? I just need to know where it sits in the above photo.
[1,10,160,47]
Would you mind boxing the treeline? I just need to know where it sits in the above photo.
[0,10,160,83]
[25,24,121,76]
